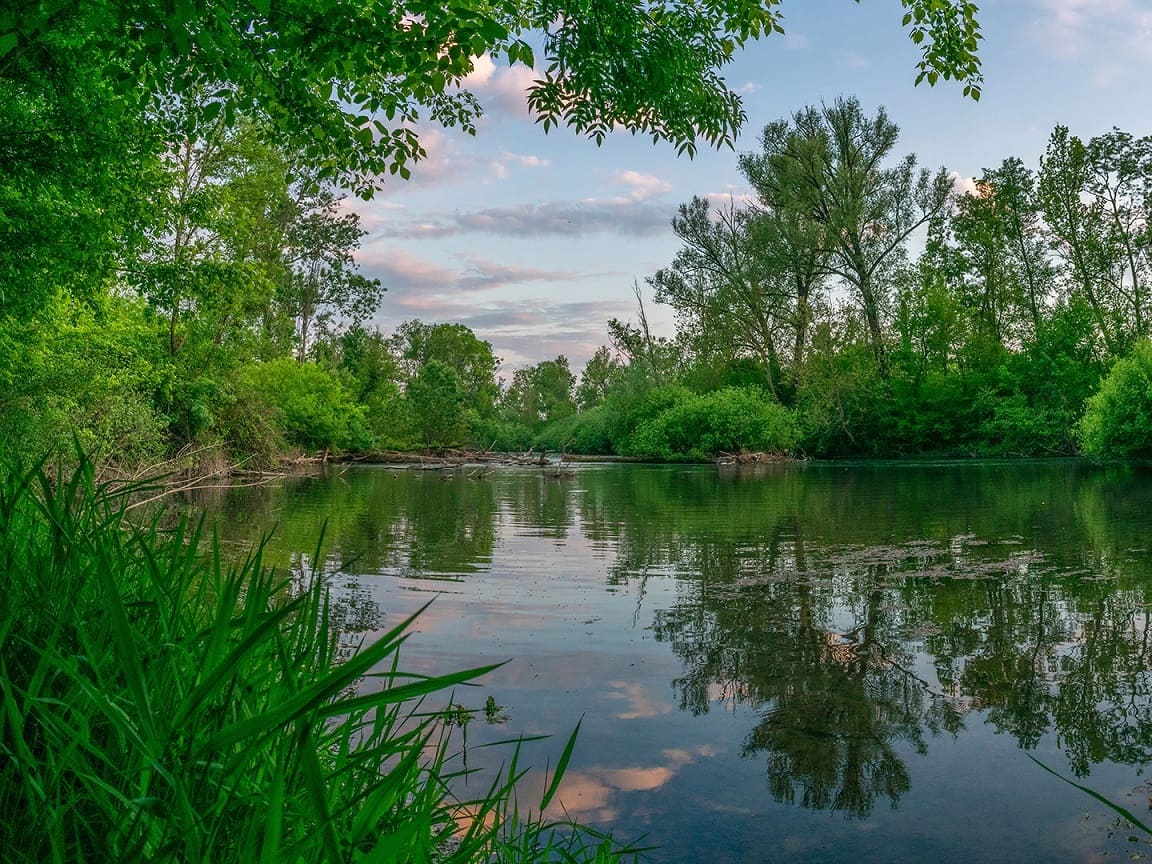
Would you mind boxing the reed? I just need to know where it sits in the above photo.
[0,458,637,863]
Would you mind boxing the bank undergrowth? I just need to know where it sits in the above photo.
[0,459,636,863]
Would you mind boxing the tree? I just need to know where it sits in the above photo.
[652,198,789,397]
[1037,126,1152,354]
[391,321,501,416]
[280,184,383,361]
[1,1,983,195]
[405,360,467,447]
[742,98,954,370]
[951,158,1051,339]
[503,357,577,430]
[576,346,623,410]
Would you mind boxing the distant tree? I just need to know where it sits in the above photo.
[742,98,954,371]
[280,185,383,361]
[391,321,500,416]
[1040,127,1152,355]
[503,357,577,431]
[652,194,826,396]
[932,157,1054,348]
[576,346,624,410]
[406,360,467,448]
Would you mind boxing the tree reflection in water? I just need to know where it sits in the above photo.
[196,461,1152,823]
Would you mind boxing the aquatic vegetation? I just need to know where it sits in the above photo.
[0,459,635,863]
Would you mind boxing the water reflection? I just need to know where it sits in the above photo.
[193,461,1152,848]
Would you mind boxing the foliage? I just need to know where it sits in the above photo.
[1,1,982,197]
[742,98,953,370]
[242,359,368,452]
[1079,340,1152,458]
[576,346,624,411]
[503,356,578,432]
[406,360,469,448]
[535,407,614,456]
[0,296,169,466]
[628,387,799,461]
[0,459,636,863]
[392,321,501,418]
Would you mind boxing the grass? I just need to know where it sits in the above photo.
[0,458,639,863]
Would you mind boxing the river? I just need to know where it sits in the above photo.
[193,460,1152,864]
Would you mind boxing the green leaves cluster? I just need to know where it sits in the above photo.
[1079,340,1152,459]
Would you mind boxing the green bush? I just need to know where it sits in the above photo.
[534,407,613,455]
[0,459,637,864]
[1079,340,1152,458]
[0,296,170,467]
[629,387,799,461]
[608,383,693,456]
[241,359,369,452]
[469,414,534,452]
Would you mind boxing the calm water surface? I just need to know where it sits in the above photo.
[195,461,1152,863]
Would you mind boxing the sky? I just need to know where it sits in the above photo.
[352,0,1152,377]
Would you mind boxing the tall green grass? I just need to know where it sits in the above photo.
[0,460,637,863]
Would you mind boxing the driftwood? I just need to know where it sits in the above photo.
[714,450,798,465]
[349,447,569,469]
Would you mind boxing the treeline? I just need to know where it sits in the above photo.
[5,93,1152,464]
[537,98,1152,460]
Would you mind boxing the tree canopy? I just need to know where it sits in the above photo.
[1,0,983,194]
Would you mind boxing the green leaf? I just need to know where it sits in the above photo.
[540,717,582,811]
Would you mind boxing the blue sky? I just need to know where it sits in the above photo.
[353,0,1152,376]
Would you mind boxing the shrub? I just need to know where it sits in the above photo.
[609,383,693,456]
[534,407,613,455]
[1079,340,1152,459]
[241,358,368,452]
[629,387,799,461]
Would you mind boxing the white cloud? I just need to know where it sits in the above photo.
[489,150,551,180]
[1035,0,1152,65]
[613,169,673,201]
[948,171,980,198]
[460,53,539,117]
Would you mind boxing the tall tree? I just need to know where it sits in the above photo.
[503,356,577,430]
[1036,126,1149,354]
[576,346,624,411]
[280,185,383,362]
[391,321,500,416]
[742,98,954,370]
[651,197,796,397]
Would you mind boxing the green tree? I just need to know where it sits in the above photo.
[503,356,577,431]
[576,346,624,411]
[1037,126,1152,354]
[391,321,501,417]
[651,197,802,398]
[406,360,468,448]
[742,98,954,371]
[280,184,383,361]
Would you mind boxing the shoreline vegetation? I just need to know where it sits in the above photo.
[0,458,642,863]
[6,98,1152,472]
